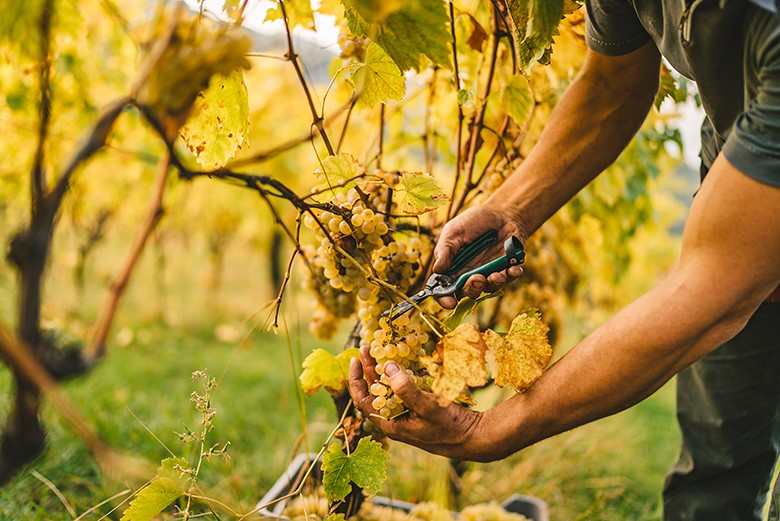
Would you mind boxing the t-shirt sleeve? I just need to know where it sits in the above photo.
[721,11,780,188]
[585,0,651,56]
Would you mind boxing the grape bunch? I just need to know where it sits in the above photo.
[302,190,394,339]
[363,312,432,419]
[301,174,437,418]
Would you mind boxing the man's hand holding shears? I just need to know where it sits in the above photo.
[348,204,526,461]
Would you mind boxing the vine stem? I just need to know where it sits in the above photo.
[450,3,502,219]
[0,328,118,471]
[446,0,465,219]
[31,0,53,217]
[86,152,172,362]
[423,67,439,175]
[278,0,335,156]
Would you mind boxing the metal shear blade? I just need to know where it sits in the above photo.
[382,233,524,321]
[383,273,457,320]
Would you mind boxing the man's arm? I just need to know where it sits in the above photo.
[433,41,661,303]
[476,155,780,460]
[350,154,780,462]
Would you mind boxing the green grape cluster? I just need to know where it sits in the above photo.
[302,189,393,339]
[302,175,436,418]
[135,4,252,119]
[363,311,432,419]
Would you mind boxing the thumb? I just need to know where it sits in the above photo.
[432,244,452,274]
[385,363,434,415]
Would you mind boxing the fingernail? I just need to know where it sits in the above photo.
[385,362,399,376]
[473,281,484,290]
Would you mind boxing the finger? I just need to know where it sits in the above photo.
[438,295,458,309]
[383,362,437,417]
[462,275,487,300]
[432,220,466,273]
[484,271,509,293]
[484,266,524,293]
[359,345,379,383]
[506,265,524,280]
[432,240,456,273]
[348,358,378,416]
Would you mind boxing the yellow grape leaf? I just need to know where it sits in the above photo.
[421,324,488,406]
[395,172,449,215]
[299,348,359,396]
[506,309,552,367]
[314,153,361,198]
[349,42,406,108]
[483,329,543,392]
[179,69,249,170]
[120,457,190,521]
[500,75,533,127]
[484,310,552,391]
[423,311,552,403]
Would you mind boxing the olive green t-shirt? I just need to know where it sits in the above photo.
[586,0,780,187]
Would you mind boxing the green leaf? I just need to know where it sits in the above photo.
[526,0,564,38]
[324,515,347,521]
[395,172,449,215]
[179,69,249,170]
[348,437,388,495]
[120,457,190,521]
[314,153,361,198]
[346,0,403,22]
[654,63,689,109]
[443,292,503,332]
[500,75,533,127]
[321,437,388,503]
[443,298,479,332]
[299,348,359,396]
[506,0,565,72]
[344,0,450,72]
[349,42,406,108]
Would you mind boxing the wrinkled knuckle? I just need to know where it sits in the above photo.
[393,376,418,398]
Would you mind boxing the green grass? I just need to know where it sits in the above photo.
[0,322,338,520]
[0,321,680,520]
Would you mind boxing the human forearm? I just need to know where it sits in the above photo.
[476,155,780,461]
[479,273,750,460]
[488,43,660,239]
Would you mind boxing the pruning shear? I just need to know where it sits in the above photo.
[383,230,525,320]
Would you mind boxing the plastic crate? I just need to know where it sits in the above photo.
[257,453,549,521]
